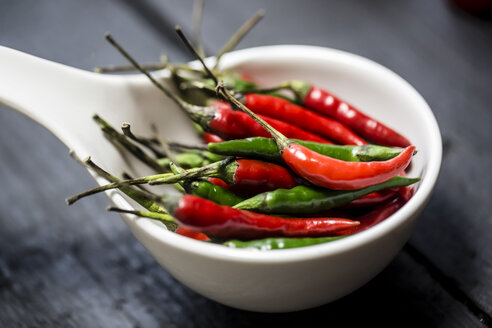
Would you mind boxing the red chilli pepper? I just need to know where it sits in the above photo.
[282,143,415,190]
[335,196,407,235]
[210,103,330,143]
[302,85,411,147]
[396,171,415,202]
[230,159,298,193]
[165,158,299,195]
[101,55,331,144]
[172,195,359,239]
[208,177,230,189]
[176,226,211,241]
[203,132,224,144]
[345,189,398,208]
[218,83,416,191]
[242,94,366,145]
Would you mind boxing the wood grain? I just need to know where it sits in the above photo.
[0,0,490,326]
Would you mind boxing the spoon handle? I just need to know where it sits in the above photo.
[0,46,120,153]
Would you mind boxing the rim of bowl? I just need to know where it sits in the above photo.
[114,45,442,264]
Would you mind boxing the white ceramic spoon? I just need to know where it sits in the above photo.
[0,45,441,312]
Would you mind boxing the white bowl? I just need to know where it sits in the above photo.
[104,45,442,312]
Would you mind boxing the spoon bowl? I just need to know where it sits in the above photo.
[0,45,441,312]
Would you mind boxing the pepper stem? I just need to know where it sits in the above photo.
[148,157,234,185]
[216,82,291,151]
[69,151,169,213]
[121,123,166,158]
[175,26,217,85]
[93,115,166,172]
[105,33,216,128]
[241,80,311,103]
[65,172,173,205]
[93,62,165,74]
[106,206,178,231]
[213,9,265,70]
[167,141,208,151]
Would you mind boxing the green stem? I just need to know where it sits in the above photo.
[121,123,166,158]
[66,172,173,205]
[168,141,208,151]
[93,115,165,172]
[69,151,169,214]
[121,171,159,198]
[175,26,217,85]
[241,80,311,103]
[107,206,177,231]
[216,82,291,150]
[93,63,165,74]
[105,33,216,128]
[149,157,234,185]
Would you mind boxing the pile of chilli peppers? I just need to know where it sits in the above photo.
[67,9,420,250]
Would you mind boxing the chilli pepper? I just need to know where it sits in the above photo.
[334,195,408,235]
[167,194,359,239]
[203,132,224,143]
[170,162,244,206]
[68,156,293,205]
[176,226,211,241]
[344,188,397,208]
[104,36,330,143]
[207,105,329,142]
[233,176,420,214]
[217,83,416,190]
[224,236,345,250]
[207,137,407,164]
[207,177,231,189]
[235,94,367,145]
[151,157,300,195]
[251,80,411,147]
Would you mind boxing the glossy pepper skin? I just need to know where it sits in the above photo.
[334,196,407,235]
[281,144,415,190]
[216,83,416,192]
[233,176,419,214]
[176,226,210,241]
[345,189,397,207]
[209,105,330,143]
[171,163,244,207]
[230,159,299,194]
[171,195,359,239]
[208,137,406,164]
[241,94,367,145]
[203,132,224,144]
[301,85,411,147]
[153,158,300,195]
[183,179,244,207]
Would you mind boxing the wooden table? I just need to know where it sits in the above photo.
[1,1,491,326]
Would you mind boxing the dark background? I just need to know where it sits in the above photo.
[1,1,491,327]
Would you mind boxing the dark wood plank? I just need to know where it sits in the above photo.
[0,0,491,327]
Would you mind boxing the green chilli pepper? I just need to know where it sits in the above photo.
[208,137,406,163]
[170,163,244,206]
[233,176,420,214]
[223,236,345,250]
